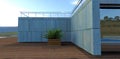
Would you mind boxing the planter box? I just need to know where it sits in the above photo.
[48,39,61,45]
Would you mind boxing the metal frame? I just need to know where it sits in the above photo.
[100,4,120,9]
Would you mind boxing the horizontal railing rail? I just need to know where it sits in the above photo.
[20,12,72,17]
[20,0,83,17]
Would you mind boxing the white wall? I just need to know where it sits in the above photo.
[71,0,101,55]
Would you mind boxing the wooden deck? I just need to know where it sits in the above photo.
[0,37,120,59]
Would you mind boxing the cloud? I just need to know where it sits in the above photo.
[72,0,80,5]
[0,0,22,26]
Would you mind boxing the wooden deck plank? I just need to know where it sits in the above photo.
[0,37,120,59]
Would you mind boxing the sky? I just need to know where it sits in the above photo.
[0,0,79,27]
[100,9,120,19]
[0,0,120,27]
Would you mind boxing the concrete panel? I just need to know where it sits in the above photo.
[71,0,101,55]
[31,32,42,42]
[18,18,29,31]
[93,29,101,55]
[18,17,71,42]
[18,31,29,42]
[61,32,71,42]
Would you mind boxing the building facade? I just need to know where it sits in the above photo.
[18,0,120,55]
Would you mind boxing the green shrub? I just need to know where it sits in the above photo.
[44,29,62,39]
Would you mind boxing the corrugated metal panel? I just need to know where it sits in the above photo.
[18,17,71,42]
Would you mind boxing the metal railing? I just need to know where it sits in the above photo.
[72,0,83,13]
[20,12,72,17]
[20,0,83,17]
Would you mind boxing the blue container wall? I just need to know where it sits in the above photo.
[18,17,71,42]
[71,0,101,55]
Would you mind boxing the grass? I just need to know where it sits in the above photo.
[101,21,120,36]
[0,32,17,37]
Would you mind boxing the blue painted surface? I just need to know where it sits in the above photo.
[102,38,120,43]
[18,18,29,31]
[0,27,17,33]
[18,17,71,42]
[100,0,120,4]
